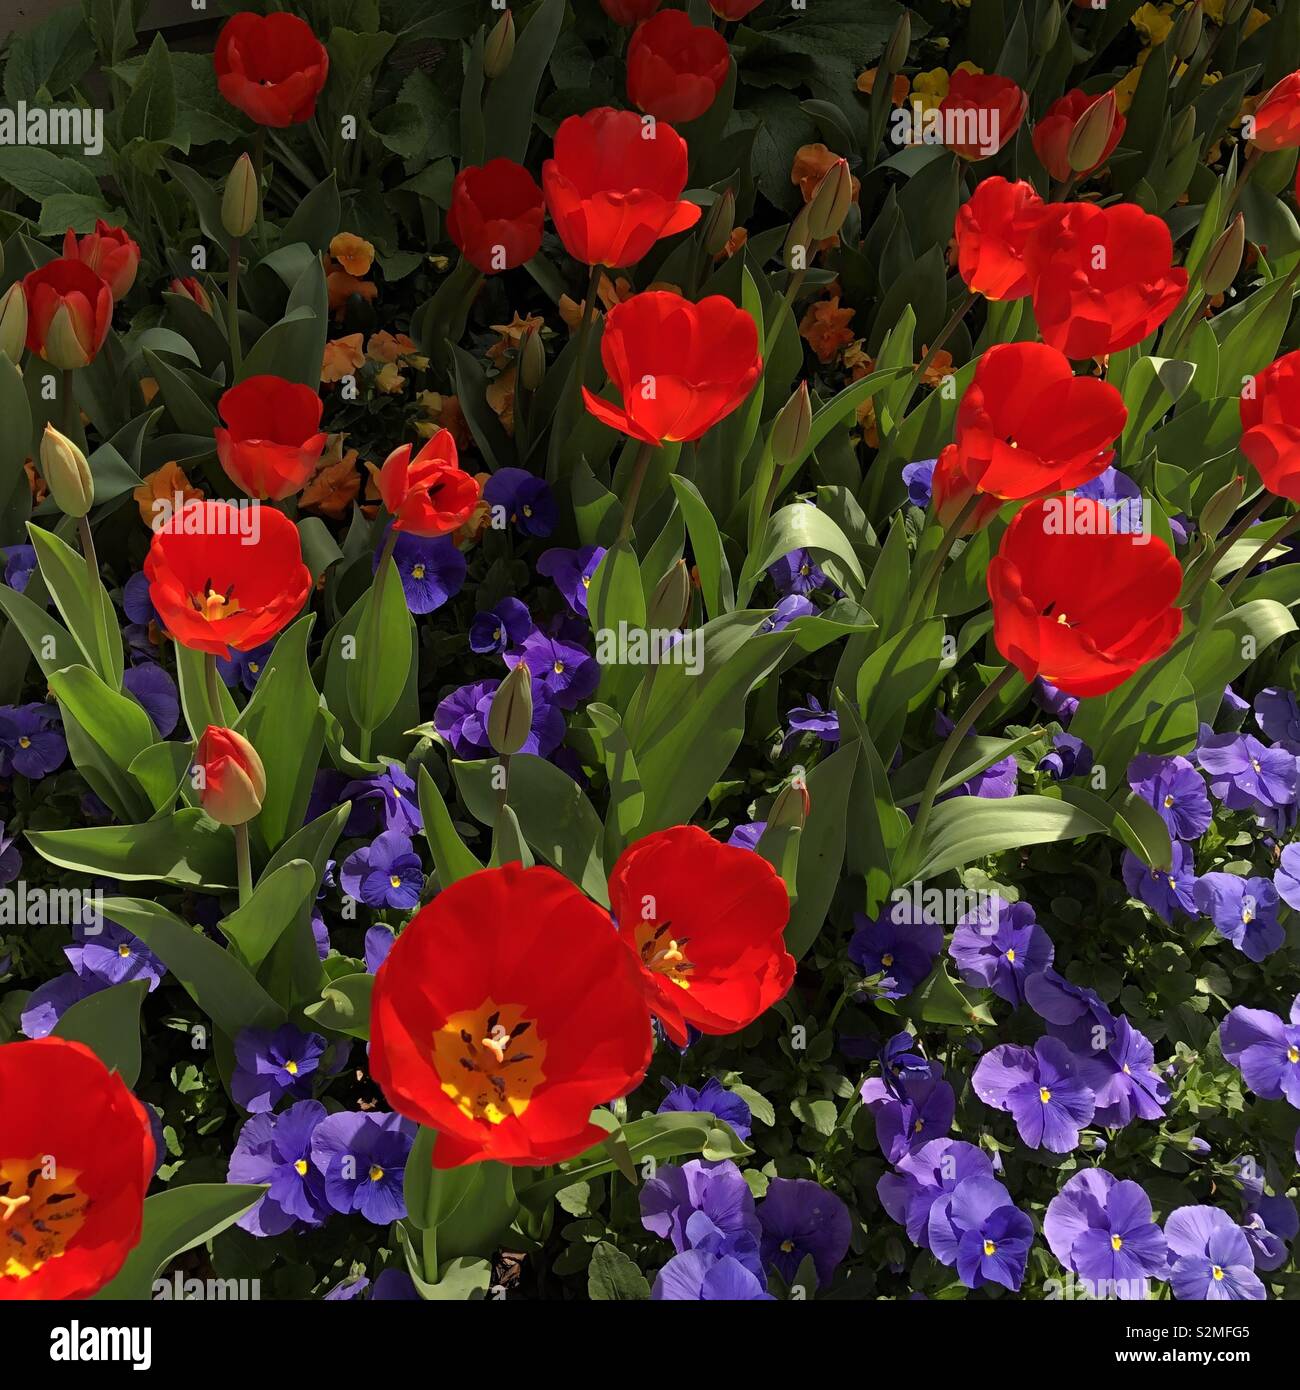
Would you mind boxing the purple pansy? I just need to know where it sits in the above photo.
[339,831,424,910]
[1164,1206,1265,1301]
[878,1138,995,1250]
[756,1178,851,1289]
[726,820,766,850]
[218,639,275,692]
[781,695,839,756]
[227,1100,330,1237]
[652,1250,775,1300]
[375,530,466,615]
[1037,732,1092,780]
[1273,841,1300,910]
[657,1077,753,1141]
[640,1159,762,1274]
[310,1110,415,1224]
[902,458,937,509]
[1255,686,1300,745]
[66,918,165,991]
[0,703,67,779]
[503,630,599,710]
[1194,873,1283,962]
[469,597,532,655]
[340,762,422,836]
[948,897,1053,1006]
[768,549,826,596]
[364,924,395,974]
[1197,729,1297,815]
[860,1065,955,1163]
[1219,997,1300,1107]
[482,467,557,537]
[1241,1193,1298,1272]
[927,1176,1033,1292]
[232,1024,327,1113]
[1127,753,1212,841]
[122,662,180,738]
[1122,841,1198,922]
[3,544,36,592]
[972,1037,1095,1153]
[537,545,605,616]
[759,594,816,633]
[434,678,565,759]
[849,900,942,1000]
[1075,465,1144,532]
[0,821,20,886]
[1071,1014,1169,1128]
[1044,1169,1168,1299]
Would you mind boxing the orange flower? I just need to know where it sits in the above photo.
[917,347,953,388]
[857,68,910,106]
[488,312,545,367]
[329,232,375,277]
[799,295,856,364]
[791,142,861,203]
[844,339,875,379]
[558,294,597,333]
[326,267,378,317]
[414,391,472,449]
[139,376,159,405]
[487,364,517,435]
[856,397,880,449]
[321,333,364,383]
[132,461,202,529]
[714,226,748,262]
[366,330,424,366]
[373,362,406,394]
[24,460,47,505]
[300,436,362,520]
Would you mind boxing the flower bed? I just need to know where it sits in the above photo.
[0,0,1299,1307]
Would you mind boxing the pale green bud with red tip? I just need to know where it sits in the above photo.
[195,725,266,826]
[39,423,94,518]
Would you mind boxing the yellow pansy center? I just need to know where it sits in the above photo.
[1111,1234,1123,1251]
[17,736,30,749]
[1212,1265,1225,1281]
[0,1156,89,1280]
[1163,794,1175,808]
[368,1166,384,1183]
[294,1159,308,1176]
[412,564,426,580]
[389,875,402,889]
[881,952,894,968]
[634,918,693,990]
[284,1060,299,1076]
[553,660,565,674]
[433,999,546,1126]
[1039,1087,1052,1103]
[1005,948,1016,962]
[1288,1046,1299,1064]
[983,1239,996,1256]
[117,943,131,958]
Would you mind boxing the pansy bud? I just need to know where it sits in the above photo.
[884,11,911,75]
[647,559,691,630]
[1198,474,1245,540]
[806,158,854,241]
[221,153,259,239]
[195,725,266,826]
[771,381,812,469]
[488,662,533,756]
[484,10,516,78]
[39,423,94,518]
[519,324,546,391]
[0,282,26,362]
[1066,89,1120,174]
[702,187,736,256]
[1201,213,1245,297]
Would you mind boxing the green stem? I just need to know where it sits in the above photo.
[1181,492,1270,606]
[781,267,807,309]
[253,127,267,248]
[908,664,1018,855]
[495,752,512,817]
[911,289,978,385]
[569,261,604,419]
[62,368,76,437]
[1225,145,1263,217]
[903,495,981,627]
[204,652,225,728]
[617,440,656,545]
[234,822,253,907]
[76,514,114,684]
[227,236,243,378]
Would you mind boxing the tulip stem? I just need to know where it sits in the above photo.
[570,262,604,416]
[204,653,225,728]
[1181,493,1271,606]
[234,822,253,907]
[1216,509,1300,610]
[907,663,1019,861]
[911,289,978,385]
[1225,145,1263,217]
[617,440,656,545]
[253,128,267,248]
[62,369,76,437]
[904,495,981,627]
[227,236,243,378]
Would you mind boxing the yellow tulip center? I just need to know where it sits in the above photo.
[433,999,547,1126]
[634,918,693,990]
[0,1156,89,1280]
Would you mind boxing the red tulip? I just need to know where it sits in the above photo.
[542,107,701,268]
[378,429,482,536]
[608,825,794,1044]
[1032,89,1125,183]
[599,0,661,23]
[0,1038,154,1300]
[710,0,766,16]
[1240,350,1300,501]
[61,220,140,302]
[988,497,1183,698]
[1025,201,1188,359]
[195,725,266,826]
[214,375,327,502]
[370,863,653,1168]
[582,291,761,445]
[932,343,1128,531]
[22,258,112,369]
[446,158,545,274]
[169,276,212,313]
[938,71,1027,160]
[953,176,1045,301]
[1251,70,1300,151]
[144,499,311,659]
[627,10,730,125]
[214,12,329,128]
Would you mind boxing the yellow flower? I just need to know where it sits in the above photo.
[328,233,375,277]
[374,362,406,395]
[1114,57,1147,115]
[1244,7,1269,37]
[1131,3,1174,45]
[1202,0,1225,21]
[912,68,950,113]
[488,312,545,368]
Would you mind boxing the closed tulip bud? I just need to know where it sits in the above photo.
[1172,0,1202,59]
[1066,89,1120,174]
[647,559,692,629]
[1223,0,1252,20]
[221,153,259,239]
[1198,474,1245,540]
[519,324,546,390]
[484,10,516,78]
[39,423,94,518]
[767,776,809,831]
[195,725,266,826]
[884,11,911,75]
[1171,106,1197,153]
[488,662,533,756]
[806,158,854,241]
[702,187,736,256]
[0,283,26,362]
[1202,213,1245,296]
[784,204,813,271]
[771,381,812,468]
[1036,1,1061,53]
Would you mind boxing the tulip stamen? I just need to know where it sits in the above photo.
[437,1002,547,1125]
[0,1158,90,1280]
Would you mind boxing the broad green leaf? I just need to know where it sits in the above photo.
[784,742,859,959]
[27,523,123,688]
[304,972,373,1040]
[218,859,316,971]
[53,979,147,1086]
[417,763,484,887]
[27,809,235,887]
